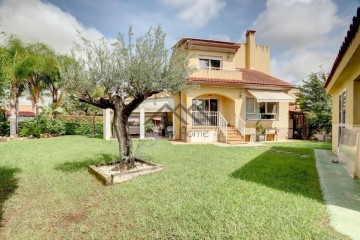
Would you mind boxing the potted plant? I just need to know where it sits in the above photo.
[256,121,266,142]
[145,121,154,137]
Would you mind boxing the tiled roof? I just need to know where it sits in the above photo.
[325,7,360,88]
[188,68,293,88]
[177,38,240,49]
[5,110,35,117]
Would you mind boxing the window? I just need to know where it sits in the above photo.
[246,98,277,120]
[192,99,218,126]
[338,90,346,145]
[192,99,218,112]
[199,58,222,70]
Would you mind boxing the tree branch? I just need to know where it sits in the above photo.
[123,90,160,117]
[79,96,114,109]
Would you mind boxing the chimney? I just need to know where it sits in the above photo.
[245,30,256,69]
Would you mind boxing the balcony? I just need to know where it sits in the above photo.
[190,68,242,80]
[246,113,277,120]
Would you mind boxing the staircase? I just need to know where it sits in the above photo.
[226,126,246,145]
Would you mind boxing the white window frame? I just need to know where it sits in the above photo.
[246,98,278,120]
[338,89,346,145]
[192,98,219,112]
[192,98,219,126]
[198,56,223,70]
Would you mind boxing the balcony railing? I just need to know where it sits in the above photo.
[192,111,219,126]
[246,113,277,120]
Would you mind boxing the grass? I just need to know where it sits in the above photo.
[0,136,345,239]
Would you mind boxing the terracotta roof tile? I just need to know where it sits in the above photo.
[325,7,360,88]
[188,68,293,88]
[5,110,35,117]
[177,38,240,49]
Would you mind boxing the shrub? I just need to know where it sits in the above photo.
[64,122,103,135]
[0,121,9,136]
[58,115,103,124]
[19,121,42,138]
[19,114,65,137]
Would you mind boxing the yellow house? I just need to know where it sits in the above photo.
[172,30,294,143]
[103,30,295,144]
[325,7,360,178]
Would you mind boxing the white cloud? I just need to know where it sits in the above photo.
[0,0,105,54]
[160,0,226,27]
[254,0,339,50]
[252,0,345,83]
[209,33,230,41]
[271,50,335,84]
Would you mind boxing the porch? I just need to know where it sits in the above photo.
[175,87,294,144]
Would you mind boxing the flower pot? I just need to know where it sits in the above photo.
[258,135,265,142]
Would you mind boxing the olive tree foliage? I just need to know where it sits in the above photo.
[296,71,332,135]
[62,26,192,168]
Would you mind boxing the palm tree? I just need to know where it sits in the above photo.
[16,42,59,115]
[2,36,27,137]
[45,55,74,109]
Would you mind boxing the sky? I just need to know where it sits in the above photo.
[0,0,359,84]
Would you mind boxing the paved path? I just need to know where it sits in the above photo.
[315,149,360,240]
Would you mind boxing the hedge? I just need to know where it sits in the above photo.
[58,115,103,124]
[0,122,9,136]
[64,122,103,135]
[1,121,103,137]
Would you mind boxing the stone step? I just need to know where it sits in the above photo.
[227,140,247,145]
[226,135,244,140]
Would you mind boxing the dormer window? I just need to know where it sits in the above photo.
[199,57,222,70]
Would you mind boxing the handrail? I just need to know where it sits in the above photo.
[191,111,228,143]
[192,111,218,126]
[218,112,228,143]
[235,114,246,137]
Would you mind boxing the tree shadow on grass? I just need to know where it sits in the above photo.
[54,154,117,173]
[0,167,21,228]
[230,146,323,201]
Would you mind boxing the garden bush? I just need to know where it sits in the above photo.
[64,122,103,135]
[0,121,9,136]
[58,115,103,123]
[20,114,65,137]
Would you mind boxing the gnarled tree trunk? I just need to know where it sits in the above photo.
[113,102,134,169]
[79,94,153,170]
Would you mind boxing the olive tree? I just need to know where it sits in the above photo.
[63,26,192,168]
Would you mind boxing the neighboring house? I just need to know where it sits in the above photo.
[3,94,53,121]
[4,105,35,121]
[103,30,295,143]
[325,7,360,178]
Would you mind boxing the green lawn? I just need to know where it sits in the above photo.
[0,136,345,239]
